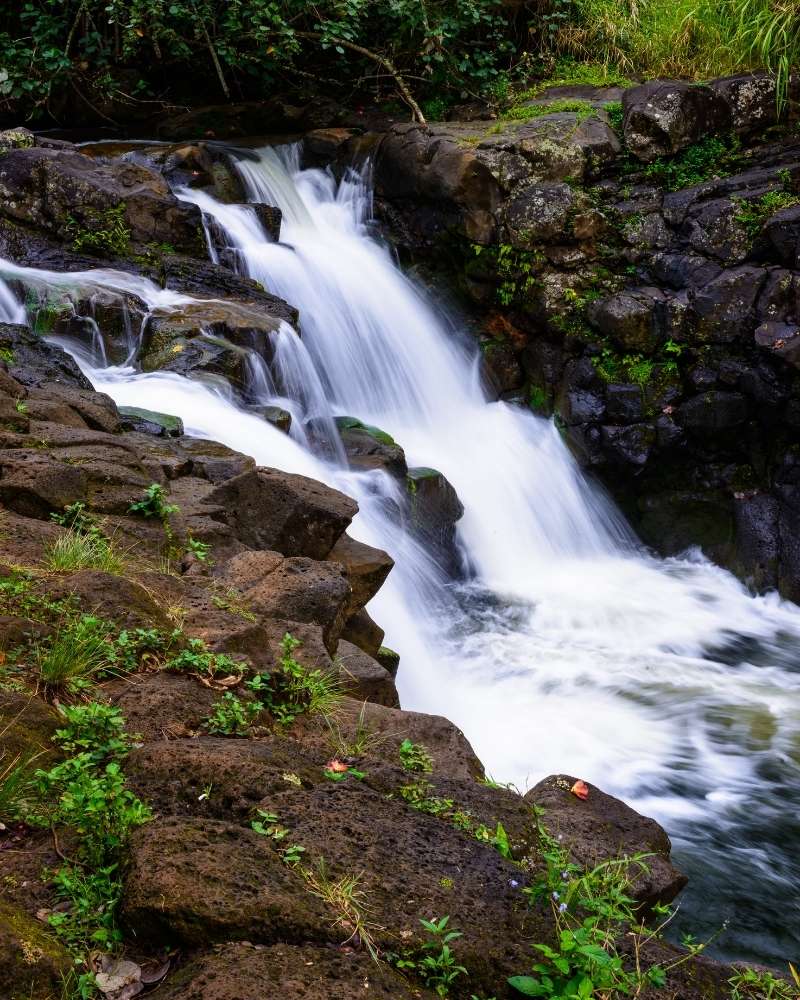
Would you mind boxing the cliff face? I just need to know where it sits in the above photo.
[320,73,800,600]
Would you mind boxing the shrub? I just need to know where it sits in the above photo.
[247,632,342,725]
[399,738,434,773]
[204,692,262,735]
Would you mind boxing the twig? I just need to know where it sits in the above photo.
[294,31,426,124]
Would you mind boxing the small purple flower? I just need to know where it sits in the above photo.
[559,902,568,913]
[551,891,560,901]
[561,871,570,880]
[509,879,520,888]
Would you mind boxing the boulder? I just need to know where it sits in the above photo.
[0,899,72,1000]
[587,289,662,352]
[622,81,732,162]
[677,391,749,431]
[335,640,399,707]
[406,467,465,574]
[709,73,779,136]
[219,550,351,651]
[122,817,333,946]
[754,321,800,367]
[502,182,577,246]
[157,942,434,1000]
[208,468,357,559]
[119,405,185,437]
[336,417,407,478]
[0,146,203,255]
[326,533,394,614]
[104,672,219,741]
[0,323,91,390]
[340,606,385,656]
[689,266,766,342]
[761,204,800,268]
[525,774,688,910]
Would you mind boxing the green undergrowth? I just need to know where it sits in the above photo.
[735,188,800,239]
[593,338,683,387]
[640,134,743,191]
[66,205,131,258]
[23,702,149,977]
[501,97,597,124]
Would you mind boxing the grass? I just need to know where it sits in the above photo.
[34,616,114,694]
[641,134,743,191]
[45,528,125,575]
[325,702,387,758]
[502,97,597,123]
[0,749,35,823]
[553,0,800,108]
[298,858,380,961]
[735,189,800,238]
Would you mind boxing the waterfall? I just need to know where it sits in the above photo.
[0,146,798,963]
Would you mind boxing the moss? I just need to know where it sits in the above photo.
[334,415,397,446]
[501,97,597,124]
[734,189,800,239]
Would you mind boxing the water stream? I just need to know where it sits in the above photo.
[1,144,798,966]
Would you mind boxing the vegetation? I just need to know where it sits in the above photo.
[245,632,342,725]
[391,915,468,997]
[735,189,800,239]
[34,614,116,693]
[204,691,262,735]
[66,205,131,258]
[399,738,434,773]
[27,703,150,953]
[641,135,743,191]
[1,0,795,125]
[46,528,125,575]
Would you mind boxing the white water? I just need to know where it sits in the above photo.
[1,145,799,963]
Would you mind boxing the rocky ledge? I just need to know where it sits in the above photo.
[0,331,736,999]
[313,73,800,599]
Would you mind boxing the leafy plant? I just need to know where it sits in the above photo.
[186,535,212,563]
[393,916,468,997]
[735,189,800,239]
[729,965,800,1000]
[0,749,36,823]
[641,134,742,191]
[246,632,341,725]
[165,637,245,678]
[128,482,179,520]
[399,738,434,773]
[204,692,262,735]
[54,702,133,760]
[50,501,100,536]
[398,779,512,858]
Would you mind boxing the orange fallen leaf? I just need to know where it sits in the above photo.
[570,780,589,800]
[325,759,349,773]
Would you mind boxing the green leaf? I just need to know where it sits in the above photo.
[507,976,543,996]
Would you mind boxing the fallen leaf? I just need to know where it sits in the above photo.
[139,959,170,985]
[570,780,589,801]
[95,958,141,995]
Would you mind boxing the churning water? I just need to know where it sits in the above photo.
[1,144,798,966]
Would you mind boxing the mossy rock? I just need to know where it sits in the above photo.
[0,899,72,999]
[0,691,61,763]
[119,405,185,437]
[334,415,396,446]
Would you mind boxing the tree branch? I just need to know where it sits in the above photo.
[294,31,426,124]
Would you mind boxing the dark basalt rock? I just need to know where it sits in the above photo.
[622,80,732,162]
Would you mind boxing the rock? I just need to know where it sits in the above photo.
[376,645,400,677]
[122,817,332,946]
[208,468,357,559]
[0,899,72,1000]
[0,146,204,255]
[340,607,385,656]
[622,81,732,162]
[406,467,465,574]
[761,204,800,268]
[105,672,218,741]
[0,323,92,390]
[335,640,399,707]
[601,423,656,466]
[219,551,351,651]
[250,404,291,433]
[157,942,433,1000]
[0,690,61,762]
[709,73,779,136]
[677,391,749,431]
[732,491,779,590]
[335,416,407,478]
[0,127,35,153]
[525,774,688,910]
[119,405,185,437]
[178,437,256,483]
[689,266,766,342]
[38,570,171,631]
[605,384,645,423]
[754,321,800,367]
[587,289,662,352]
[503,182,577,246]
[0,448,88,519]
[326,533,393,615]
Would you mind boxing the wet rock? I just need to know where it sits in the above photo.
[208,468,357,559]
[0,146,204,254]
[689,266,766,342]
[0,323,92,390]
[336,416,407,478]
[754,321,800,367]
[732,491,779,590]
[601,423,656,467]
[605,384,645,423]
[250,404,292,433]
[335,640,399,707]
[123,817,333,946]
[406,467,465,575]
[525,774,688,910]
[119,405,185,437]
[157,942,433,1000]
[622,81,732,162]
[677,391,749,431]
[326,533,393,615]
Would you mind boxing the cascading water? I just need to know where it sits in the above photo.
[1,144,798,966]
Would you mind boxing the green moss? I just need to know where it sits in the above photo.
[502,97,597,123]
[735,189,800,239]
[334,415,397,446]
[66,203,131,257]
[640,134,742,191]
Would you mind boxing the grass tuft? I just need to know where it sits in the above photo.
[46,528,124,575]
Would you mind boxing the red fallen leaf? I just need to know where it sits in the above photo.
[325,759,349,773]
[571,780,589,801]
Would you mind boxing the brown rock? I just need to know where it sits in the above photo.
[326,533,393,614]
[208,468,357,559]
[340,607,385,656]
[0,899,72,1000]
[335,640,399,707]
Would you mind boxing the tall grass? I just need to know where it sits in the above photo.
[555,0,800,102]
[35,617,113,693]
[0,751,34,822]
[45,528,124,575]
